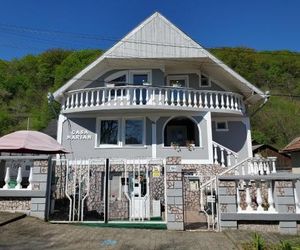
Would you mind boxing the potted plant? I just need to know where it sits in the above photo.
[186,140,195,151]
[171,142,181,152]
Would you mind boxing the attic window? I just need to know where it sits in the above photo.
[109,75,126,84]
[200,74,210,87]
[105,70,128,86]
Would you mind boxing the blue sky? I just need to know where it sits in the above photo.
[0,0,299,60]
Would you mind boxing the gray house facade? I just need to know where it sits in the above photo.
[54,12,265,166]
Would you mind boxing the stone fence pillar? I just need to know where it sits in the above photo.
[166,157,184,230]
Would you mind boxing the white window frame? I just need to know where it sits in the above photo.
[215,121,229,132]
[123,117,146,147]
[199,73,211,88]
[166,75,189,87]
[129,70,152,85]
[96,118,121,148]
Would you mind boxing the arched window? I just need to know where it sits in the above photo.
[164,117,200,147]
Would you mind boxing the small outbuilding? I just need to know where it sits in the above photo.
[252,142,291,171]
[281,137,300,173]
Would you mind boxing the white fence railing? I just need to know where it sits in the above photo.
[236,179,277,213]
[201,156,277,189]
[61,85,244,113]
[212,141,238,167]
[1,165,33,190]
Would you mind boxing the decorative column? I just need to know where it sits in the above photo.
[256,182,264,212]
[267,181,276,213]
[15,166,22,189]
[245,181,253,212]
[3,167,10,190]
[268,157,277,174]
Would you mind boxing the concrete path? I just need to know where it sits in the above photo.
[0,215,299,250]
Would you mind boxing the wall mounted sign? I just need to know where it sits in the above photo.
[152,166,161,177]
[67,130,92,140]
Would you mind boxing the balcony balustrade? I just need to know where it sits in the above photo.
[61,85,245,113]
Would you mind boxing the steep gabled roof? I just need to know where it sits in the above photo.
[53,12,266,102]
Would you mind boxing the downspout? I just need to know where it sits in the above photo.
[250,91,270,118]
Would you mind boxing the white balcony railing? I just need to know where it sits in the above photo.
[61,85,245,113]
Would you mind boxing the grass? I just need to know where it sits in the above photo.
[242,233,300,250]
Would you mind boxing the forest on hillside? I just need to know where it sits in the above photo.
[0,47,299,149]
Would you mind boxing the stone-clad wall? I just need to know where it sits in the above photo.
[0,198,31,211]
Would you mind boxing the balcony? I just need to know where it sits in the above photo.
[61,85,245,114]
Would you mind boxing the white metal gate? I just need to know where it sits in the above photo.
[50,158,166,224]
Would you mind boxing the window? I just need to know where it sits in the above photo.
[129,71,151,85]
[105,70,128,86]
[216,121,228,131]
[99,120,119,145]
[200,74,210,87]
[167,75,188,87]
[189,179,199,191]
[109,75,126,85]
[125,119,144,145]
[133,74,148,85]
[164,117,199,147]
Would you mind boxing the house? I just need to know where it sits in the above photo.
[281,137,300,173]
[53,12,266,166]
[47,13,300,233]
[252,141,291,171]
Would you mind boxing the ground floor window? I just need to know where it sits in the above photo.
[164,117,200,147]
[125,119,144,145]
[97,118,144,147]
[99,119,119,145]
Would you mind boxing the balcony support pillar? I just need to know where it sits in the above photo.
[149,116,159,159]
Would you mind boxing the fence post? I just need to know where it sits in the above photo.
[104,158,109,224]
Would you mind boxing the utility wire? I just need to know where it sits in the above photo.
[0,22,299,57]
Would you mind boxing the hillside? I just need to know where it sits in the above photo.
[0,47,299,149]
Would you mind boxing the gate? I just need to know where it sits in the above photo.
[49,158,167,224]
[50,158,106,222]
[183,172,218,230]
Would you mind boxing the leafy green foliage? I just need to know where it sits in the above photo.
[0,49,102,135]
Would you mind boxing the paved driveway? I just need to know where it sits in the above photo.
[0,216,299,250]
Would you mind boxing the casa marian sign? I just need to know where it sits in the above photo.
[66,130,92,140]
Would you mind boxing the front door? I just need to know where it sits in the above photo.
[183,173,208,230]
